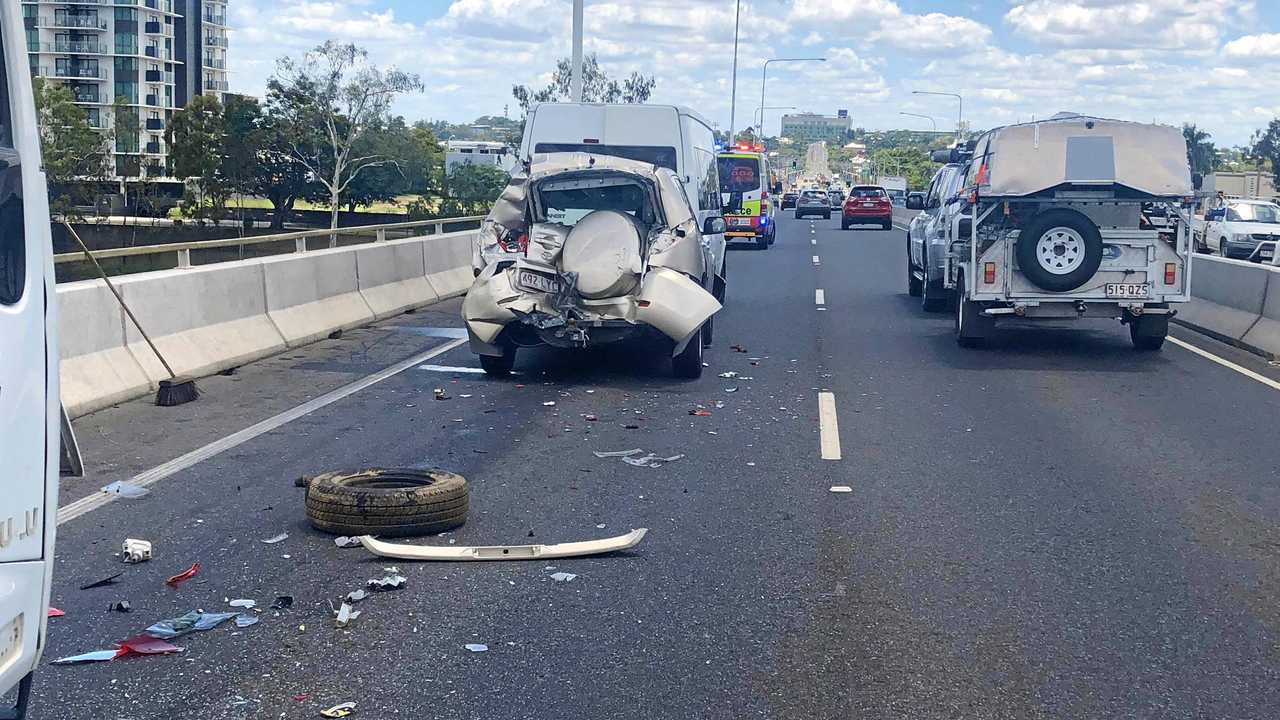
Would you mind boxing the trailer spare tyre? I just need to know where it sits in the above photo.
[1016,209,1103,292]
[305,468,468,537]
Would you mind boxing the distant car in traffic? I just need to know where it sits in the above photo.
[841,186,893,230]
[795,189,832,219]
[827,189,845,210]
[781,191,798,209]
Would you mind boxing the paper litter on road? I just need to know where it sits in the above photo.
[464,643,488,652]
[260,532,289,544]
[549,572,577,583]
[101,480,149,499]
[333,536,361,548]
[228,598,256,609]
[592,448,644,458]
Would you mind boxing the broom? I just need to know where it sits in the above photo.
[63,221,199,407]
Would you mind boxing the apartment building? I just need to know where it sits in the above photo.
[780,112,853,145]
[24,0,230,180]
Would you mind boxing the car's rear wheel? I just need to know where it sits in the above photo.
[921,246,947,312]
[479,345,516,376]
[672,330,704,378]
[907,235,923,297]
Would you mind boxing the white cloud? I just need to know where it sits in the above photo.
[1223,33,1280,59]
[1005,0,1231,51]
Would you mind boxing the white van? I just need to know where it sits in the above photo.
[0,4,59,715]
[518,103,727,300]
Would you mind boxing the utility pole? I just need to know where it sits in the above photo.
[570,0,584,102]
[727,0,740,142]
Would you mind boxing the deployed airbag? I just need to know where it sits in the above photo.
[561,210,643,299]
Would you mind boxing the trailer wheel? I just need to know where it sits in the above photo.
[1129,314,1167,351]
[954,275,991,348]
[1016,209,1103,292]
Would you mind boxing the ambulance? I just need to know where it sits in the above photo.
[717,143,776,249]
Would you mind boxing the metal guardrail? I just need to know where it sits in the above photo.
[54,217,485,272]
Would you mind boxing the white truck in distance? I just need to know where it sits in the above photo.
[935,114,1194,350]
[878,175,907,205]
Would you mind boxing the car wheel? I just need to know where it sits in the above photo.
[756,232,769,250]
[479,346,516,376]
[1015,209,1104,292]
[1219,238,1229,258]
[672,330,704,379]
[841,219,850,230]
[824,212,831,220]
[921,246,946,312]
[795,211,803,219]
[702,313,714,348]
[882,219,893,230]
[907,235,923,297]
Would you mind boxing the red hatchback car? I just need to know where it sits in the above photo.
[842,186,893,230]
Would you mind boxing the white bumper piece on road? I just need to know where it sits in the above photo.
[357,528,649,561]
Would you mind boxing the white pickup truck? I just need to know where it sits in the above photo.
[1192,199,1280,261]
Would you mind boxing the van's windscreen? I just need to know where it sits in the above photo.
[717,156,761,194]
[534,144,678,171]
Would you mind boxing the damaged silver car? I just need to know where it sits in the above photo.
[463,152,726,378]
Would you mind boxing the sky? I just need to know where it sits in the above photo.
[226,0,1280,147]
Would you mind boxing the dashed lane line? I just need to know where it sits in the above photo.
[57,337,470,526]
[812,255,821,265]
[815,288,825,306]
[818,391,842,460]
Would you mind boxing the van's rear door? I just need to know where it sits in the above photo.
[0,3,59,710]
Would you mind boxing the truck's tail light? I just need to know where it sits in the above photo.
[1164,263,1176,285]
[984,262,996,284]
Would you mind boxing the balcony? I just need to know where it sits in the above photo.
[38,65,107,80]
[203,12,227,26]
[145,117,164,130]
[202,57,225,69]
[72,91,101,104]
[144,94,158,105]
[145,141,162,154]
[204,80,229,92]
[143,46,171,61]
[203,35,228,48]
[144,21,162,33]
[48,40,106,54]
[44,16,108,30]
[144,69,162,81]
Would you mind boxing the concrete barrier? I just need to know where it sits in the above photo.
[57,230,480,417]
[262,248,373,347]
[356,237,439,320]
[424,232,476,300]
[114,262,287,385]
[1176,255,1280,358]
[57,280,152,417]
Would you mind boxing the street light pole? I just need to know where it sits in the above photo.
[754,105,796,136]
[760,57,826,142]
[911,90,963,139]
[899,111,937,131]
[570,0,584,102]
[727,0,741,142]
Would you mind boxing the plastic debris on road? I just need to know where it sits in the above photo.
[228,598,256,609]
[730,344,748,353]
[319,702,357,718]
[121,538,152,564]
[592,448,643,458]
[584,414,599,421]
[270,595,294,610]
[333,536,361,549]
[367,575,407,592]
[79,572,123,590]
[345,589,368,603]
[334,603,360,628]
[116,635,183,657]
[689,409,712,417]
[261,532,289,545]
[164,563,200,587]
[542,401,556,406]
[549,572,577,583]
[724,387,739,393]
[621,453,685,469]
[464,643,488,652]
[47,607,65,618]
[144,610,238,639]
[829,486,853,493]
[101,481,149,499]
[109,601,132,613]
[234,614,260,628]
[51,649,119,665]
[717,371,738,378]
[433,388,450,400]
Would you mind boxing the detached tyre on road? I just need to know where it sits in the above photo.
[305,468,469,537]
[1016,209,1104,292]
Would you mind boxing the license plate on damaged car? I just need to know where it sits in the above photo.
[1105,283,1150,298]
[517,270,562,294]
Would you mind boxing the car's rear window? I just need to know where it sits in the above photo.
[801,190,826,199]
[849,187,886,198]
[717,156,762,193]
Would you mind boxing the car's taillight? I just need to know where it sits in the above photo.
[1164,263,1176,285]
[500,233,528,254]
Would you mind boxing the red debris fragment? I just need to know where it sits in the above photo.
[293,694,310,703]
[165,563,200,587]
[47,607,65,618]
[116,635,183,657]
[688,409,712,417]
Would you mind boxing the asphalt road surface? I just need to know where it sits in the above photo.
[28,212,1280,719]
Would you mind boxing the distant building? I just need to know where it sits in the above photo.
[781,112,852,144]
[444,140,516,174]
[24,0,231,180]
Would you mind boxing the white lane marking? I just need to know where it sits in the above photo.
[892,224,910,232]
[1168,336,1280,392]
[815,288,825,305]
[812,255,821,265]
[818,391,842,460]
[418,364,486,374]
[810,237,816,245]
[58,337,470,525]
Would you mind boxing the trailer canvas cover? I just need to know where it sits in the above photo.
[978,115,1192,198]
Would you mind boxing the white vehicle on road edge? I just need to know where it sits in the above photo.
[0,4,60,716]
[1193,199,1280,261]
[943,114,1193,350]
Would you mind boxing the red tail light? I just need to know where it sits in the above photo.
[984,262,996,284]
[1164,263,1176,285]
[500,233,528,254]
